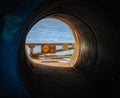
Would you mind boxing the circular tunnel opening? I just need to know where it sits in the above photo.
[18,1,98,96]
[25,17,78,68]
[22,13,97,75]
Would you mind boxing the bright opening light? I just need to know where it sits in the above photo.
[25,18,75,67]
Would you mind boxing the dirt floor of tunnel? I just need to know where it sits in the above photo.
[36,74,96,97]
[29,62,99,97]
[30,58,79,74]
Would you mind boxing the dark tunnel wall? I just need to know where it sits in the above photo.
[0,0,44,97]
[0,0,120,97]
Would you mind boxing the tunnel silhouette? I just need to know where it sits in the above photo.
[0,0,119,97]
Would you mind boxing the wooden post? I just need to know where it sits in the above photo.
[30,48,33,55]
[28,44,35,55]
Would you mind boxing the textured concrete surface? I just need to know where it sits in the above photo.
[29,63,111,98]
[0,0,119,97]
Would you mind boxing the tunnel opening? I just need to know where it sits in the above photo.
[21,13,97,75]
[25,17,77,68]
[24,15,83,74]
[18,1,100,97]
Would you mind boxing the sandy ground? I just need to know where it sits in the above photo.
[30,58,76,74]
[28,59,99,98]
[27,58,110,98]
[32,58,71,67]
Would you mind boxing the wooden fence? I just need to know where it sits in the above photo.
[25,43,74,57]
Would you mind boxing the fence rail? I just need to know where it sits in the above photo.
[25,43,74,58]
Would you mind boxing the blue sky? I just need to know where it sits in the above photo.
[26,18,74,55]
[26,18,74,43]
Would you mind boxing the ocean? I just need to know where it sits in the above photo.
[25,18,75,55]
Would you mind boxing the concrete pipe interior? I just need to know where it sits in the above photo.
[18,1,99,97]
[23,14,97,74]
[1,0,118,97]
[25,16,79,68]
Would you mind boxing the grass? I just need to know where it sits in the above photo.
[63,54,72,56]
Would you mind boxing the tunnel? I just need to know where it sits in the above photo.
[0,0,120,97]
